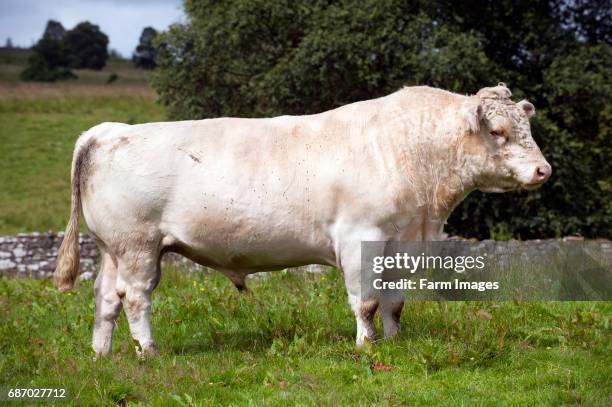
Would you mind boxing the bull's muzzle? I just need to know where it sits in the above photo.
[530,163,552,185]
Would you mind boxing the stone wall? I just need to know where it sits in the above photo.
[0,232,206,280]
[0,232,99,279]
[1,232,608,281]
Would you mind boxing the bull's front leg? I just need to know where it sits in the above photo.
[379,291,404,338]
[347,292,378,345]
[338,236,382,346]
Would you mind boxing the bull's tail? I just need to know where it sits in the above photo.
[54,134,93,291]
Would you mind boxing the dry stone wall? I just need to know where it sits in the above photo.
[1,232,609,280]
[0,232,98,279]
[0,232,206,280]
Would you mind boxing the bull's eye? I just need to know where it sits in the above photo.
[490,129,505,138]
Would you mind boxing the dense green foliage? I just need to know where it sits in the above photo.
[1,267,610,405]
[21,20,109,81]
[42,20,66,41]
[20,21,75,81]
[153,0,611,239]
[64,22,109,70]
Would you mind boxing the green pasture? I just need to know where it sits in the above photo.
[1,268,610,406]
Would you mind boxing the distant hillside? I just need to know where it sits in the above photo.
[0,46,151,85]
[0,47,32,65]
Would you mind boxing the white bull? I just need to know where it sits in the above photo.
[54,84,551,356]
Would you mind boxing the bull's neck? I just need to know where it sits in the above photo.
[373,126,475,222]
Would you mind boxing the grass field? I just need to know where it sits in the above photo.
[0,50,610,406]
[1,267,611,406]
[0,95,164,233]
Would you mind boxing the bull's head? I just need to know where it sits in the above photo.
[460,83,551,192]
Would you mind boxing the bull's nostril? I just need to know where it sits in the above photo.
[534,165,551,182]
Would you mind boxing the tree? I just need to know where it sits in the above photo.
[153,0,612,239]
[42,20,66,41]
[153,1,498,119]
[553,0,612,45]
[21,20,74,81]
[5,38,13,48]
[20,53,76,81]
[133,27,158,69]
[21,19,110,81]
[64,22,109,70]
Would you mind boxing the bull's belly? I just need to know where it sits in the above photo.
[161,207,337,271]
[166,241,333,271]
[164,229,336,271]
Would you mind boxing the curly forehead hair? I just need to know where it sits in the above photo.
[476,83,527,122]
[473,83,537,149]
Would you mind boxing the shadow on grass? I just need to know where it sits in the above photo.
[167,326,356,355]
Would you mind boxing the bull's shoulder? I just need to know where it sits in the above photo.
[385,86,466,116]
[399,85,465,102]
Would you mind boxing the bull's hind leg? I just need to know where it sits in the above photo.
[92,250,122,357]
[115,247,161,357]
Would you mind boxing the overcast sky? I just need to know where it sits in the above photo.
[0,0,185,57]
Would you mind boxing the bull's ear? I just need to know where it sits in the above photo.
[517,99,535,119]
[461,97,483,134]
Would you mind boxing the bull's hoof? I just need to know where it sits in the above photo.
[92,344,112,360]
[93,352,108,361]
[134,340,158,359]
[355,335,376,348]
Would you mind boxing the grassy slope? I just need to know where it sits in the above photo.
[0,268,610,406]
[0,96,164,233]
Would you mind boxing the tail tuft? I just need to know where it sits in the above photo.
[54,219,80,291]
[53,135,94,291]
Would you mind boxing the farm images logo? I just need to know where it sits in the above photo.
[360,241,612,301]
